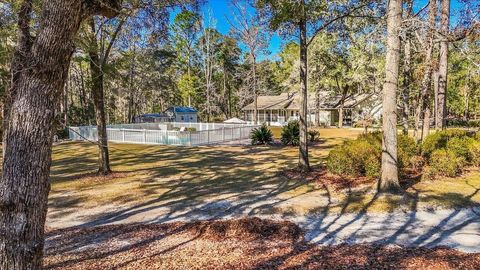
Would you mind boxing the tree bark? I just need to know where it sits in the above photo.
[436,0,450,130]
[298,0,310,171]
[379,0,401,192]
[88,18,111,175]
[252,55,258,125]
[315,88,320,126]
[414,0,437,143]
[401,37,412,135]
[0,1,119,268]
[401,0,414,136]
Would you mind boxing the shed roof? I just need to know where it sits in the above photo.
[167,106,198,113]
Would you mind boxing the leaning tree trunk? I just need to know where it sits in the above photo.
[436,0,450,130]
[88,18,111,175]
[298,1,310,171]
[379,0,402,192]
[0,1,119,268]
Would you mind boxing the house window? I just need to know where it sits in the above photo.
[181,116,184,121]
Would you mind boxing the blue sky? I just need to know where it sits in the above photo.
[199,0,283,58]
[171,0,466,60]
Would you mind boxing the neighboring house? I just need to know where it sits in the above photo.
[134,106,198,123]
[241,92,381,126]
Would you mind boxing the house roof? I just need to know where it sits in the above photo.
[242,92,295,111]
[167,106,198,113]
[242,92,375,111]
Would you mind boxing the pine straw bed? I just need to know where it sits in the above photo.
[44,218,479,270]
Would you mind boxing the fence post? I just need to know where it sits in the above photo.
[122,129,125,142]
[143,129,147,144]
[222,127,225,141]
[189,131,192,146]
[207,129,210,144]
[166,130,169,145]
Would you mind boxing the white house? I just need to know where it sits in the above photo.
[241,92,381,126]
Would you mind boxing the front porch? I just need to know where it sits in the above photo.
[243,109,353,127]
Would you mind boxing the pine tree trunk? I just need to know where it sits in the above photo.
[88,18,111,175]
[415,0,436,143]
[436,0,450,130]
[401,38,412,135]
[252,56,258,125]
[0,1,119,268]
[298,0,310,171]
[379,0,401,192]
[315,89,320,126]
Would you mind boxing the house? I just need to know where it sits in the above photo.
[241,92,381,126]
[134,106,198,123]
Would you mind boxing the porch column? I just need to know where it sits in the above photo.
[338,108,344,128]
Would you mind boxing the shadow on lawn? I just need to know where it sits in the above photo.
[47,140,480,267]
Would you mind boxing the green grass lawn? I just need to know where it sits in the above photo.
[49,128,480,219]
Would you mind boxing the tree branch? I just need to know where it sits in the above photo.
[307,2,371,47]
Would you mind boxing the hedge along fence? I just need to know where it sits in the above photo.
[69,122,259,146]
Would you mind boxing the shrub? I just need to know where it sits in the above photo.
[56,128,69,140]
[421,129,469,157]
[326,132,417,178]
[446,137,476,162]
[364,155,381,178]
[428,149,465,177]
[281,120,300,146]
[308,129,320,142]
[250,124,273,145]
[475,132,480,141]
[326,138,381,178]
[468,141,480,166]
[357,131,382,145]
[397,134,419,168]
[410,155,425,171]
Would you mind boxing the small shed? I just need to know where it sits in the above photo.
[165,106,198,123]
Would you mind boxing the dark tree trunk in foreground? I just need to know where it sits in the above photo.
[436,0,450,130]
[379,0,401,192]
[0,1,119,268]
[298,0,310,171]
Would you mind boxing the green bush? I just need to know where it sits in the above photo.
[475,132,480,141]
[398,134,419,168]
[421,129,469,157]
[326,132,417,178]
[428,149,465,178]
[468,141,480,166]
[446,137,476,162]
[56,128,69,139]
[308,129,320,142]
[326,138,381,178]
[281,120,300,146]
[250,124,273,145]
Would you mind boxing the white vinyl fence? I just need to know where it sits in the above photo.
[69,122,259,146]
